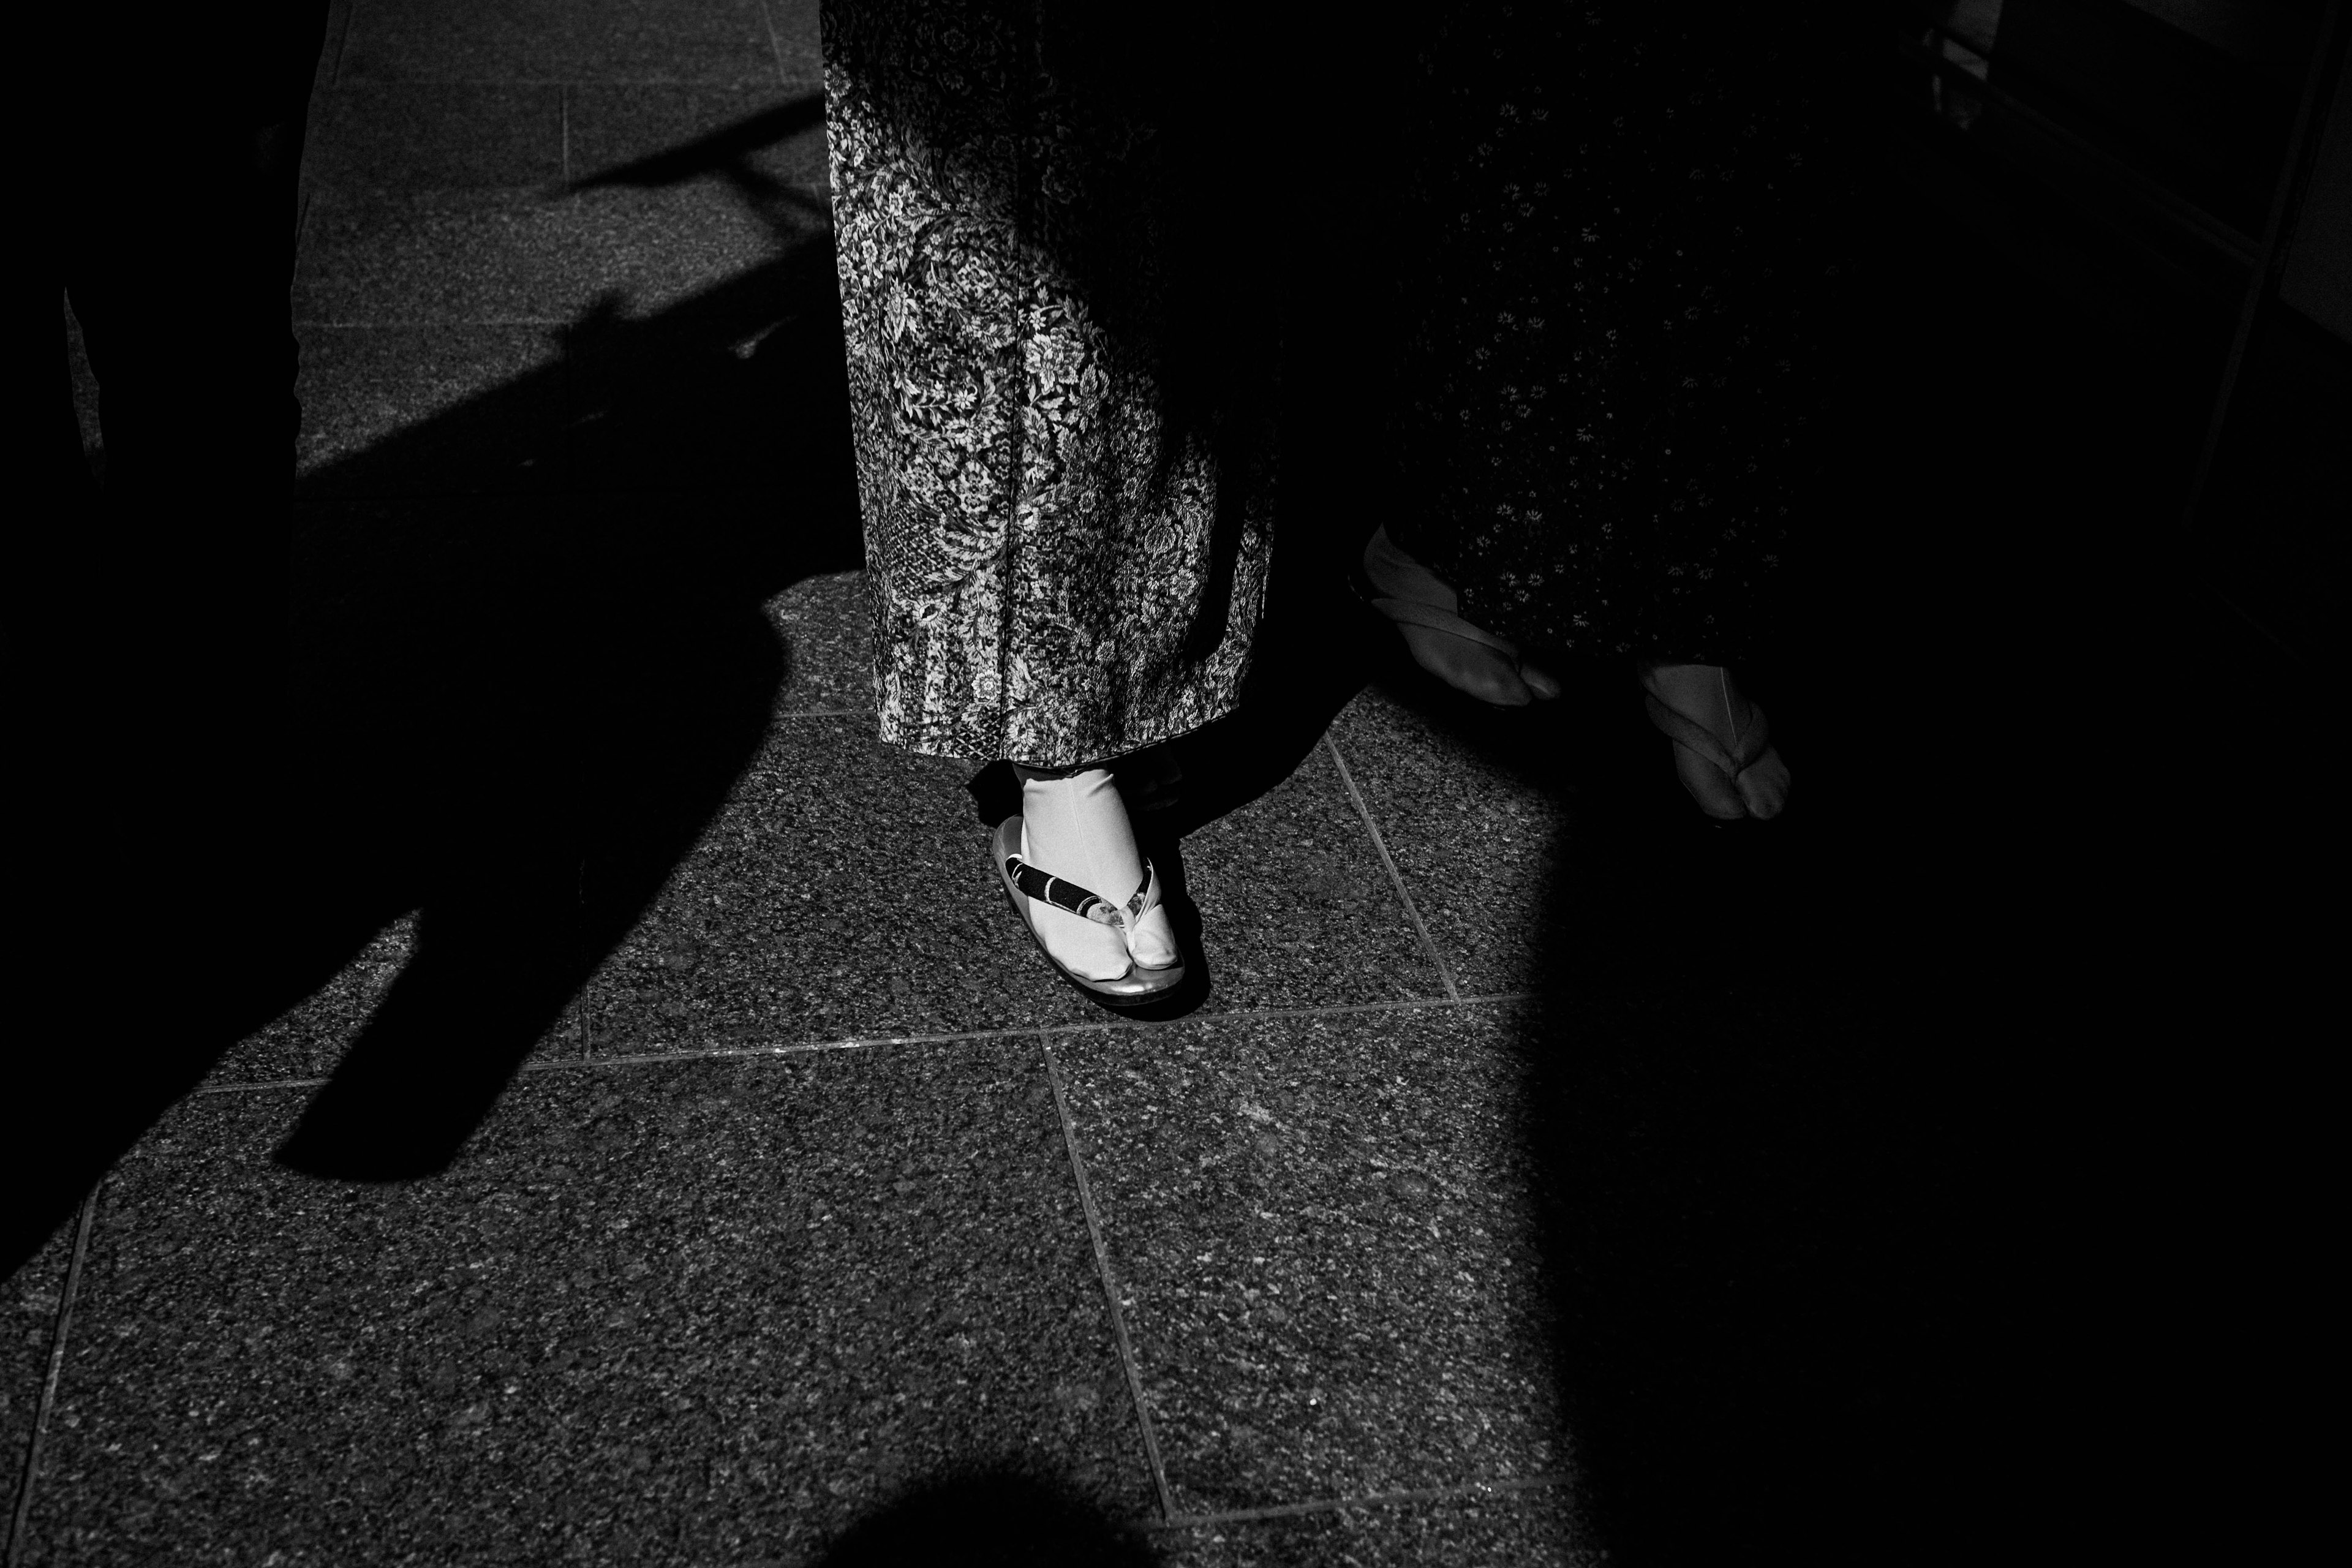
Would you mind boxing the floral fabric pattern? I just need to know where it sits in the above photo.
[820,1,1276,766]
[1388,4,1860,668]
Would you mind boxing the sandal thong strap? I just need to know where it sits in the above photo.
[1367,595,1522,659]
[1005,854,1155,929]
[1643,692,1773,777]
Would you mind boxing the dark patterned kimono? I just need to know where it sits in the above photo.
[1387,4,1863,668]
[820,1,1280,766]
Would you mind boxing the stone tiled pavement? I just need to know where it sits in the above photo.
[24,2,1627,1562]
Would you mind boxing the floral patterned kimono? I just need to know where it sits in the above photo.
[819,1,1279,767]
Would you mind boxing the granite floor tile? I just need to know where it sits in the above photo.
[22,1046,1150,1566]
[4,1225,77,1536]
[315,0,356,96]
[766,571,873,713]
[1328,688,1574,997]
[61,298,99,472]
[564,83,829,192]
[303,83,565,190]
[761,0,825,89]
[1161,1485,1588,1566]
[578,715,1101,1055]
[197,903,594,1090]
[338,0,783,85]
[295,185,794,327]
[1169,741,1447,1010]
[296,325,568,493]
[215,913,420,1085]
[1053,1007,1564,1517]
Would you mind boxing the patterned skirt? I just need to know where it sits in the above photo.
[820,1,1279,766]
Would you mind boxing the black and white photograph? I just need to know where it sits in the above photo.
[11,0,2338,1562]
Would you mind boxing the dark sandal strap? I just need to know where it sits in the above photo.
[1642,692,1773,777]
[1006,854,1155,928]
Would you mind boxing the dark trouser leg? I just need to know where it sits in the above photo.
[58,103,314,876]
[10,16,326,1273]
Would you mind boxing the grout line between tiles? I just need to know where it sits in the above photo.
[304,76,796,87]
[325,0,353,90]
[4,1191,97,1568]
[758,1,794,88]
[293,318,577,329]
[577,861,595,1061]
[192,992,1539,1095]
[1324,734,1461,1002]
[1041,1037,1178,1524]
[1147,1472,1570,1532]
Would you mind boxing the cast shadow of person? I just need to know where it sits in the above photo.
[7,74,1385,1270]
[268,97,860,1183]
[6,96,860,1273]
[1348,555,1931,1567]
[809,1471,1163,1567]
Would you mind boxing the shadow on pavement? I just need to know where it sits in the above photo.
[811,1470,1162,1567]
[10,97,859,1265]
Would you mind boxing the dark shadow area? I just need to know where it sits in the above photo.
[810,1470,1162,1567]
[271,107,862,1180]
[7,97,859,1268]
[6,36,1405,1257]
[1330,77,2316,1566]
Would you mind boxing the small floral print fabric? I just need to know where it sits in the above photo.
[1387,4,1861,668]
[820,1,1277,766]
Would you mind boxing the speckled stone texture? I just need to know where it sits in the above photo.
[1164,742,1450,1011]
[1052,1007,1561,1516]
[1161,1486,1589,1566]
[766,572,873,713]
[295,185,794,326]
[216,914,424,1085]
[575,699,1454,1054]
[295,326,568,492]
[578,714,1101,1052]
[21,1046,1149,1566]
[3,1227,75,1531]
[565,85,831,189]
[303,83,565,189]
[337,0,785,85]
[1327,689,1572,997]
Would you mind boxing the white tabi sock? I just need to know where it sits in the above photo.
[1020,770,1142,981]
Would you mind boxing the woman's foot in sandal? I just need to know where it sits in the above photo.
[1013,767,1180,980]
[1640,663,1791,821]
[1362,526,1561,707]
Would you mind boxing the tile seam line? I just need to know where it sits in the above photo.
[1041,1036,1178,1524]
[325,0,353,89]
[293,319,578,328]
[320,77,798,86]
[191,995,1538,1094]
[1324,734,1461,1001]
[757,0,794,88]
[1147,1472,1570,1531]
[4,1191,97,1568]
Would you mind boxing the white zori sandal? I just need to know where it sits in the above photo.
[991,769,1185,1005]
